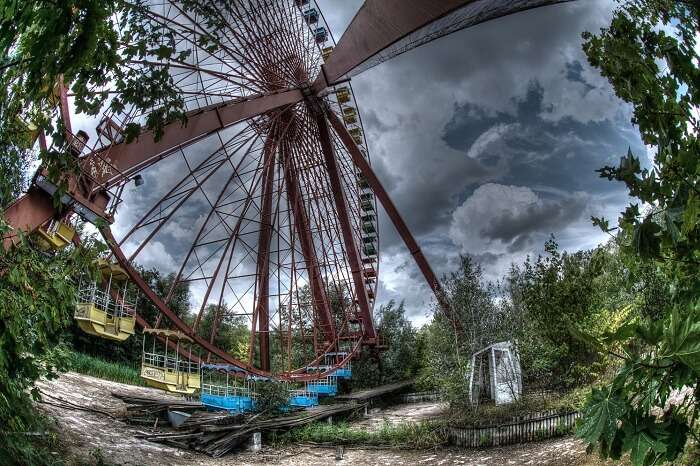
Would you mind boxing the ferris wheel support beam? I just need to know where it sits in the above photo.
[254,135,277,372]
[326,110,460,330]
[315,0,472,88]
[315,111,377,343]
[280,141,336,343]
[314,0,574,90]
[82,89,304,189]
[2,188,56,249]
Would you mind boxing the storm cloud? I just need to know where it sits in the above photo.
[317,0,644,320]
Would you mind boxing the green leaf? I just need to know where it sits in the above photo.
[632,217,661,259]
[662,305,700,372]
[682,192,699,235]
[663,210,682,244]
[623,429,664,466]
[576,387,627,447]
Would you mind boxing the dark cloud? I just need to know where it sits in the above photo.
[311,0,644,317]
[565,60,596,92]
[480,193,589,244]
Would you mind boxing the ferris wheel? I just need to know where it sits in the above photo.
[3,0,572,382]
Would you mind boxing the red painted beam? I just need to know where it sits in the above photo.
[254,135,277,371]
[4,92,302,247]
[315,112,376,342]
[315,0,573,89]
[316,0,472,88]
[83,89,304,188]
[2,188,55,248]
[326,109,459,330]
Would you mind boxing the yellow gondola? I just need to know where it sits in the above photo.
[141,329,201,395]
[335,86,350,104]
[342,106,357,125]
[322,46,333,61]
[35,219,75,251]
[349,127,363,145]
[74,260,136,341]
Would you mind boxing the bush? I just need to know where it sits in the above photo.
[0,231,102,466]
[255,380,289,415]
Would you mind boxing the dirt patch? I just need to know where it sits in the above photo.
[36,372,605,465]
[352,401,448,430]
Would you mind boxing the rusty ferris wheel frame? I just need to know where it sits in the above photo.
[3,0,574,381]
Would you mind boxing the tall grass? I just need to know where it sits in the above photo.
[275,420,447,449]
[68,352,145,387]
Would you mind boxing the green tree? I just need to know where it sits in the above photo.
[0,229,103,465]
[352,300,419,389]
[510,238,610,386]
[197,303,250,362]
[418,256,511,401]
[576,1,700,464]
[0,1,191,206]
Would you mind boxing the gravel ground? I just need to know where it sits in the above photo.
[35,372,604,466]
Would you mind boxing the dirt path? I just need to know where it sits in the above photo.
[352,401,448,430]
[36,372,603,466]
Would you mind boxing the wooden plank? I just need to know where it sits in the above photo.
[335,379,415,402]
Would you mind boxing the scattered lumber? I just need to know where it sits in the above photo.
[138,402,365,458]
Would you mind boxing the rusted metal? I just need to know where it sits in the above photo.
[314,110,376,342]
[254,134,277,371]
[314,0,573,90]
[314,0,474,89]
[81,89,304,188]
[2,188,55,248]
[326,109,458,328]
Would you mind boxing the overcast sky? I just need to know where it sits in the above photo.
[316,0,644,325]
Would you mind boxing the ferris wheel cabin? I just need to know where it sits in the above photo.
[200,364,256,413]
[74,259,136,341]
[140,329,201,394]
[34,219,76,251]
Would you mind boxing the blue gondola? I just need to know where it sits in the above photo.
[200,364,256,413]
[303,8,319,24]
[324,352,352,379]
[306,375,338,396]
[314,27,327,44]
[288,388,319,408]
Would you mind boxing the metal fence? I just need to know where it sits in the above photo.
[448,411,581,448]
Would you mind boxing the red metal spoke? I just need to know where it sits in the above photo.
[314,111,376,341]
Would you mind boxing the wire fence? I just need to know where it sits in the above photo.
[448,411,581,448]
